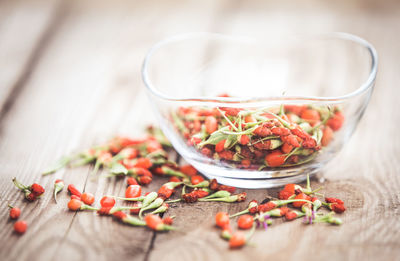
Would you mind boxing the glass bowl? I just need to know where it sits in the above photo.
[142,32,377,188]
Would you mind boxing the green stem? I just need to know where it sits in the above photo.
[91,159,101,176]
[12,177,27,190]
[268,112,292,129]
[42,155,75,175]
[123,215,147,226]
[229,209,249,218]
[162,167,188,178]
[139,198,164,218]
[70,156,95,167]
[217,108,238,131]
[245,223,257,242]
[171,111,189,133]
[114,196,145,201]
[184,181,209,188]
[202,190,231,200]
[109,206,140,214]
[165,198,182,204]
[81,205,100,211]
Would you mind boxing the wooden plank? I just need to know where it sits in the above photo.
[0,0,62,121]
[0,0,226,261]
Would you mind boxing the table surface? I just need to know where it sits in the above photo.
[1,0,399,260]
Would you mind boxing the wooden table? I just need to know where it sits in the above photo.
[1,0,399,260]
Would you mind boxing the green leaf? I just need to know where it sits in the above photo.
[224,134,237,149]
[221,126,258,136]
[42,156,72,176]
[299,122,312,133]
[199,127,230,147]
[171,111,189,133]
[110,163,128,176]
[270,139,283,150]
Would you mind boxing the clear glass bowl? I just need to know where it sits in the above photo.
[142,32,377,188]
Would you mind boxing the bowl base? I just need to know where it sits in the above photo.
[202,169,321,189]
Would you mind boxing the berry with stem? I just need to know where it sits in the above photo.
[9,205,21,219]
[54,179,64,203]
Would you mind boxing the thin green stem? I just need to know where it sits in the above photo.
[217,107,238,131]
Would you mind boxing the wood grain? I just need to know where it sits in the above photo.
[0,0,62,121]
[0,0,399,261]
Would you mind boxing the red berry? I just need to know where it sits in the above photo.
[284,105,306,115]
[68,199,82,211]
[126,177,138,186]
[30,183,45,196]
[271,127,291,136]
[135,167,152,177]
[71,195,81,200]
[119,147,138,159]
[301,109,320,122]
[218,150,234,161]
[239,135,250,145]
[215,139,226,153]
[134,158,152,169]
[292,193,311,208]
[100,196,116,208]
[194,189,209,198]
[25,192,36,202]
[14,220,27,234]
[146,140,162,153]
[331,203,346,213]
[158,185,174,200]
[215,212,229,229]
[113,211,127,220]
[145,214,163,230]
[68,184,82,198]
[81,192,95,205]
[179,164,198,176]
[98,207,112,215]
[217,185,236,194]
[321,126,333,146]
[244,115,256,123]
[237,214,253,230]
[201,147,212,157]
[229,232,246,248]
[191,175,204,185]
[130,202,141,215]
[278,190,292,200]
[125,185,142,198]
[138,175,152,185]
[162,216,174,225]
[327,111,344,131]
[9,207,21,219]
[281,143,294,154]
[283,184,297,194]
[265,150,286,167]
[98,151,112,164]
[258,201,277,213]
[325,197,344,205]
[169,176,181,182]
[205,116,218,134]
[285,211,298,221]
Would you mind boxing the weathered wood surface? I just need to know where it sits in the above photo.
[0,0,399,261]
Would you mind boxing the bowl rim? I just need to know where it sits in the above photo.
[142,32,378,103]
